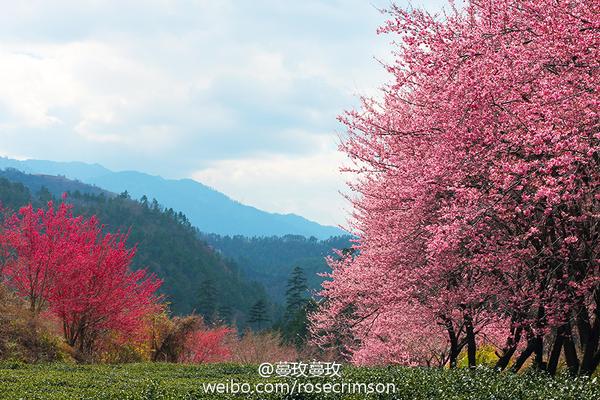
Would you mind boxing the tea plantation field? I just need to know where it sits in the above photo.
[0,362,599,399]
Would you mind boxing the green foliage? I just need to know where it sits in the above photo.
[201,233,353,304]
[279,299,317,349]
[278,267,313,348]
[247,299,270,331]
[196,279,217,326]
[217,304,233,325]
[0,363,598,399]
[67,191,269,320]
[285,266,308,314]
[0,177,31,210]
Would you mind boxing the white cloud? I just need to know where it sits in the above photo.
[0,40,193,150]
[0,0,447,225]
[192,149,351,226]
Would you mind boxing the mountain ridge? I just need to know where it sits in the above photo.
[0,157,345,239]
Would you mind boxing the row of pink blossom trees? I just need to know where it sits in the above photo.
[311,0,599,376]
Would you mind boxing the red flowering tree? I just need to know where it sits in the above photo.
[51,230,162,354]
[312,0,599,375]
[0,202,86,314]
[1,202,162,355]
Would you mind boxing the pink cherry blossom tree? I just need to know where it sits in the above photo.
[312,0,599,375]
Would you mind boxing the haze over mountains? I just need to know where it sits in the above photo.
[0,157,345,239]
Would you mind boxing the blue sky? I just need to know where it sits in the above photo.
[0,0,447,226]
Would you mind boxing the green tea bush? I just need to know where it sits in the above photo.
[0,363,598,399]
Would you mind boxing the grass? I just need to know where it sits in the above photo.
[0,362,599,399]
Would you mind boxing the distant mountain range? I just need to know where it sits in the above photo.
[0,157,345,239]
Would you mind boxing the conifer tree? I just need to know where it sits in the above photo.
[285,266,308,320]
[248,299,270,331]
[197,279,217,326]
[282,267,312,347]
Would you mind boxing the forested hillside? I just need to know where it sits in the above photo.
[0,168,110,198]
[201,234,353,303]
[0,170,270,325]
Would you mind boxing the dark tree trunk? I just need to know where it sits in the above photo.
[495,325,523,371]
[512,305,547,373]
[464,314,477,369]
[449,336,459,368]
[546,326,566,376]
[563,324,580,376]
[579,291,600,375]
[576,304,591,350]
[580,318,600,375]
[532,335,545,370]
[445,319,460,368]
[511,338,536,373]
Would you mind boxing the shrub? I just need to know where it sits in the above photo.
[458,345,499,369]
[150,313,201,362]
[228,330,297,364]
[179,326,232,364]
[0,284,67,363]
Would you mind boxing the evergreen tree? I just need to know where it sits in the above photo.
[285,266,308,318]
[248,299,270,330]
[282,267,311,347]
[37,186,52,203]
[197,279,217,326]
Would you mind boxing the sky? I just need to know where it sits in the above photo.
[0,0,446,227]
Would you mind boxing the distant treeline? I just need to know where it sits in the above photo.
[200,233,353,304]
